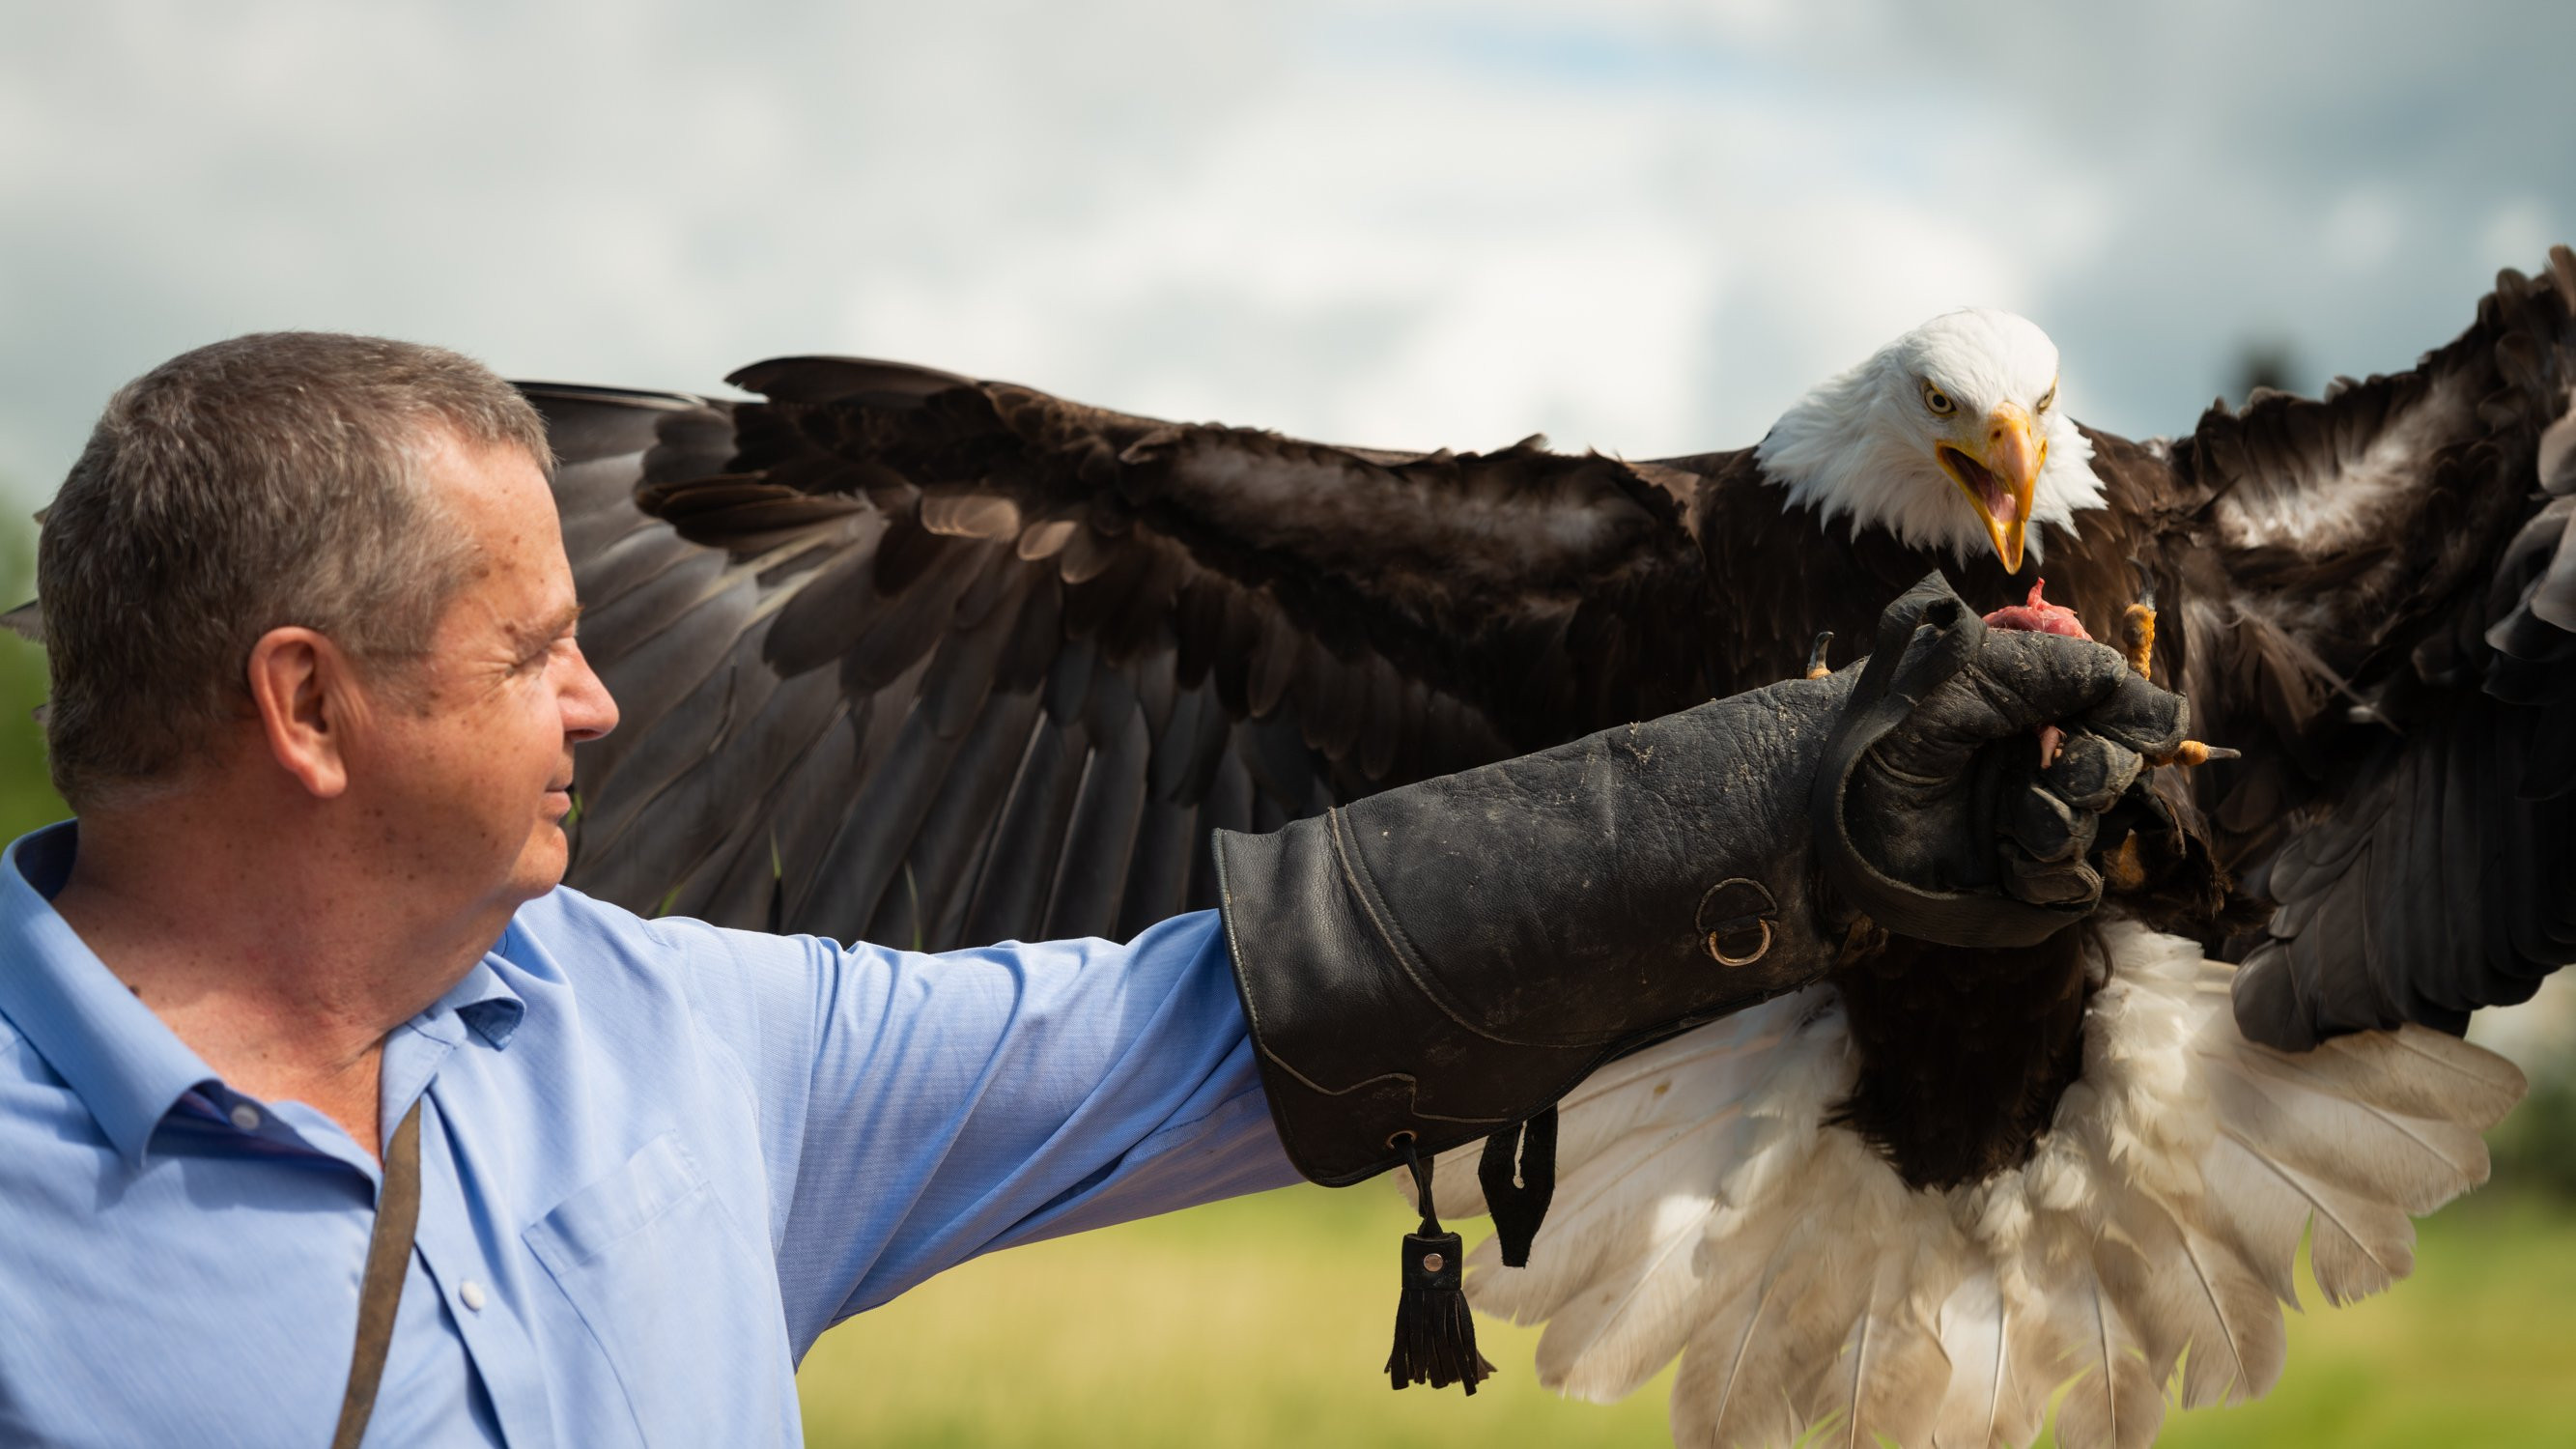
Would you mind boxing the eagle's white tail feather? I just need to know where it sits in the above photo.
[2214,1129,2418,1304]
[1431,1004,1825,1222]
[1426,921,2524,1448]
[1451,1120,1736,1332]
[2232,1052,2493,1182]
[1533,1035,1858,1403]
[2047,1271,2166,1449]
[2187,1134,2313,1304]
[2090,1185,2285,1406]
[1551,1013,1810,1151]
[2242,1027,2524,1123]
[1809,1231,1961,1447]
[2201,1058,2487,1212]
[1928,1269,2048,1449]
[1452,999,1852,1344]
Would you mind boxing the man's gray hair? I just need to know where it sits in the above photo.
[37,331,553,809]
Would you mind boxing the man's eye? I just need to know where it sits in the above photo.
[529,634,580,672]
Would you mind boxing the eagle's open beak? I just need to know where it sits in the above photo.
[1936,406,2043,574]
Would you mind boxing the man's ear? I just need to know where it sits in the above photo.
[244,627,372,799]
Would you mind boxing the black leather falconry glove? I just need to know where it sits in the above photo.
[1213,573,2189,1190]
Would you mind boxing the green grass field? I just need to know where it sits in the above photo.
[799,1181,2576,1448]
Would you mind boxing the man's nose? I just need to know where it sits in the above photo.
[561,642,620,744]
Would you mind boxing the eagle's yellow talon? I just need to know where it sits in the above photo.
[2121,601,2157,678]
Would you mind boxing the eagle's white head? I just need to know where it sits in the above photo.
[1753,309,2106,573]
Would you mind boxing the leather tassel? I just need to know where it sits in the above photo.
[1477,1106,1557,1269]
[1386,1139,1494,1394]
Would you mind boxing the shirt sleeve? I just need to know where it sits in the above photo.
[645,907,1301,1351]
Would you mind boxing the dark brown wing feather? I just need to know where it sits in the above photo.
[2140,251,2576,1045]
[524,363,1709,947]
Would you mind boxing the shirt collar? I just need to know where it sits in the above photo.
[441,956,526,1049]
[0,823,220,1166]
[0,821,529,1167]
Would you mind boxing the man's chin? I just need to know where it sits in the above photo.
[508,826,572,905]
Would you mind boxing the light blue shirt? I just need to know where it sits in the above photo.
[0,822,1298,1446]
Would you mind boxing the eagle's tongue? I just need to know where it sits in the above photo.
[1988,483,2020,526]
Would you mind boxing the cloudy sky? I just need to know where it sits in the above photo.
[1,0,2569,505]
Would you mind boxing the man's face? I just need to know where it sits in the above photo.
[347,427,618,915]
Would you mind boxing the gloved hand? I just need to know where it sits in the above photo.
[1215,573,2189,1187]
[1821,573,2190,945]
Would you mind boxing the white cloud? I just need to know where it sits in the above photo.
[2481,196,2557,274]
[2323,186,2406,274]
[0,0,2569,497]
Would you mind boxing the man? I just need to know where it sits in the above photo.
[0,333,2183,1445]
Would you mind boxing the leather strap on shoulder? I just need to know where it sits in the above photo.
[330,1096,424,1449]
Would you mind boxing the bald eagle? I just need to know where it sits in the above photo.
[524,249,2573,1447]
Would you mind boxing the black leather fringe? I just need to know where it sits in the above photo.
[1478,1106,1557,1268]
[1386,1140,1494,1394]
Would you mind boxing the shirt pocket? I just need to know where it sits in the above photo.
[524,1132,795,1448]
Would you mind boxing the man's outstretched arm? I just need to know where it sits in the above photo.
[605,900,1297,1354]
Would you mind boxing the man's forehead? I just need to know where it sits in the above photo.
[418,425,552,512]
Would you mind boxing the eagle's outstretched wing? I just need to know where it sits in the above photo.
[2104,250,2576,1045]
[525,364,1713,946]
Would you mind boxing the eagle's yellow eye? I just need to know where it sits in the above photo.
[1922,382,1955,416]
[2037,381,2058,412]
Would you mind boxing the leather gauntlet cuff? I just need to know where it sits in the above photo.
[1212,684,1847,1187]
[1214,817,1617,1186]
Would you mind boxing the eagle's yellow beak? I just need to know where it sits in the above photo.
[1936,405,2044,574]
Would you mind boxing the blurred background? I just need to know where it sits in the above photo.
[4,2,2574,1444]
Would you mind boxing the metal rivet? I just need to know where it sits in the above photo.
[1421,1253,1446,1273]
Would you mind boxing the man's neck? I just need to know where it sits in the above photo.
[50,786,504,1161]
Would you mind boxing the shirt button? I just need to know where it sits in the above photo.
[228,1103,262,1131]
[459,1280,487,1313]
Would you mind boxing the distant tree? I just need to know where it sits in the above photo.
[2232,339,2301,405]
[0,509,68,838]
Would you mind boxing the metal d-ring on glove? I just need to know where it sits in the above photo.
[1209,572,2191,1390]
